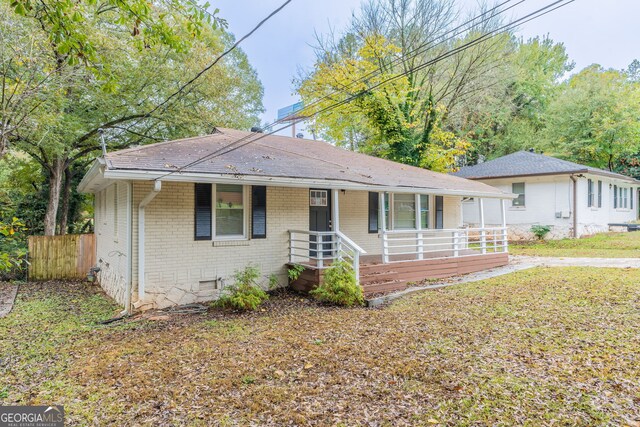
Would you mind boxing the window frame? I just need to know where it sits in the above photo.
[597,180,602,208]
[512,182,526,207]
[614,185,618,209]
[213,184,249,240]
[587,179,594,207]
[376,193,434,231]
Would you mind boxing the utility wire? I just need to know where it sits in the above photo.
[120,0,294,133]
[153,0,528,178]
[155,0,576,181]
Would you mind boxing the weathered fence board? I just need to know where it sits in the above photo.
[28,234,96,280]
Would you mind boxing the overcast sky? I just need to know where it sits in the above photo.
[214,0,640,133]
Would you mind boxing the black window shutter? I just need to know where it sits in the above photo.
[251,186,267,239]
[435,196,444,229]
[368,192,379,233]
[614,185,618,208]
[194,183,212,240]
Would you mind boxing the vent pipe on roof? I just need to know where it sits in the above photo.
[296,133,304,139]
[99,128,107,157]
[250,126,263,133]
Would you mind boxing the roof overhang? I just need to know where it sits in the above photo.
[79,165,515,199]
[465,170,640,184]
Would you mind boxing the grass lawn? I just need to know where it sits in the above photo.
[2,269,640,426]
[509,232,640,258]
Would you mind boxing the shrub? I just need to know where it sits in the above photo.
[310,260,364,307]
[287,264,305,282]
[0,217,28,280]
[215,265,269,311]
[530,224,552,240]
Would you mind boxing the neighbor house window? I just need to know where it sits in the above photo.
[587,179,594,207]
[215,184,245,237]
[597,180,602,208]
[393,193,415,229]
[251,186,266,239]
[420,195,430,229]
[194,183,212,240]
[614,185,618,208]
[512,182,525,207]
[368,192,379,233]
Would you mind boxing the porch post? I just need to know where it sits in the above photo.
[379,192,389,263]
[500,198,508,253]
[332,189,340,260]
[415,194,423,260]
[478,198,486,254]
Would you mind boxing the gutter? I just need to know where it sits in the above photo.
[136,180,161,303]
[570,175,578,238]
[102,169,515,200]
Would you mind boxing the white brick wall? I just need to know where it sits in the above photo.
[95,182,130,305]
[94,181,467,309]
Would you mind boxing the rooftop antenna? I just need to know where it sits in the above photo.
[98,128,107,157]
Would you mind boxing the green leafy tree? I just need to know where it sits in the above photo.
[544,65,640,170]
[298,0,510,172]
[1,1,263,235]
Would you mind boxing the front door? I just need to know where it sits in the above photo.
[309,189,332,260]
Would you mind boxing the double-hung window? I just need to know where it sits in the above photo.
[195,183,248,240]
[587,179,594,207]
[597,180,602,208]
[393,194,416,230]
[512,182,525,207]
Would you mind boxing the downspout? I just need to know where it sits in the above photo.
[570,175,578,238]
[137,180,162,303]
[121,182,133,316]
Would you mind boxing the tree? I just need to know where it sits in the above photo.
[544,65,640,170]
[460,36,573,163]
[2,1,264,235]
[298,0,510,172]
[8,0,223,70]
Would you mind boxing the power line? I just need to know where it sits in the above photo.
[153,0,529,178]
[155,0,576,181]
[121,0,294,132]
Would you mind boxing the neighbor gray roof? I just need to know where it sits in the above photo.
[453,151,639,183]
[79,128,510,197]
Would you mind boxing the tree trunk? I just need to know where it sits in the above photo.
[58,167,73,235]
[43,157,65,236]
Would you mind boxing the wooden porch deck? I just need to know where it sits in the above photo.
[289,251,509,297]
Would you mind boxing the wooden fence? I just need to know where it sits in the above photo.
[28,234,96,280]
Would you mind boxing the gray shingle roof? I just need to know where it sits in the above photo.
[453,151,639,183]
[95,128,508,196]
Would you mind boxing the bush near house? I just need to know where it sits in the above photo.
[530,224,552,240]
[310,260,364,307]
[215,265,269,311]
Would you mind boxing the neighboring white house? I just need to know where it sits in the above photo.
[454,150,640,240]
[78,127,513,311]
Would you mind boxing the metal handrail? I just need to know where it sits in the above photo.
[288,230,367,282]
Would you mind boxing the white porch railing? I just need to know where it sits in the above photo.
[381,227,508,263]
[288,230,367,281]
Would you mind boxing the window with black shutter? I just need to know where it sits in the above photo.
[368,192,379,233]
[435,196,444,229]
[614,185,618,208]
[194,183,212,240]
[251,186,267,239]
